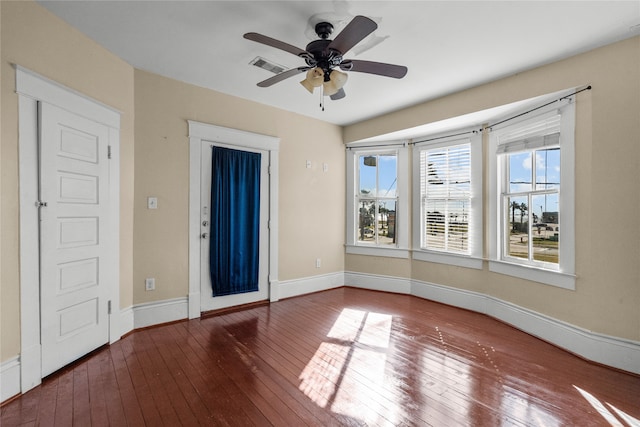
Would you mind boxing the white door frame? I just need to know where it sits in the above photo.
[187,120,280,319]
[16,66,121,393]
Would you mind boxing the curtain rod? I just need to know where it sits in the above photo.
[409,130,478,146]
[346,142,407,150]
[484,85,592,131]
[347,85,592,150]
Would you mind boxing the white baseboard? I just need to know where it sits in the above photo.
[1,357,21,402]
[132,297,189,329]
[348,272,640,375]
[188,292,200,319]
[411,278,487,313]
[274,272,344,301]
[484,295,640,374]
[120,306,134,337]
[345,271,411,294]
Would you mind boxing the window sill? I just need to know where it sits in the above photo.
[489,260,575,290]
[345,245,410,259]
[413,250,483,269]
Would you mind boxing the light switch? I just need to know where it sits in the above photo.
[147,197,158,209]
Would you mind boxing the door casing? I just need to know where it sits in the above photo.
[16,65,121,393]
[188,120,280,319]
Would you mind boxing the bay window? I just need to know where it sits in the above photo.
[413,132,482,268]
[346,145,408,258]
[489,99,576,289]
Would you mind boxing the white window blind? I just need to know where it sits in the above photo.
[497,113,561,154]
[496,132,560,154]
[420,143,471,254]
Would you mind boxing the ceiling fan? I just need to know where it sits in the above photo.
[244,15,408,101]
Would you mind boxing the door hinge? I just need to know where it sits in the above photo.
[108,300,112,315]
[107,145,112,160]
[35,200,48,208]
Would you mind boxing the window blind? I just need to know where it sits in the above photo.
[420,143,471,254]
[496,132,560,154]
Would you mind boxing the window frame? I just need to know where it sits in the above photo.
[489,100,576,289]
[412,131,483,269]
[346,143,409,258]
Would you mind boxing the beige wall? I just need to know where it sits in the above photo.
[0,1,345,365]
[0,1,135,362]
[1,0,638,370]
[345,36,640,341]
[132,70,344,303]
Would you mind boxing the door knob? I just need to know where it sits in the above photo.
[201,233,208,239]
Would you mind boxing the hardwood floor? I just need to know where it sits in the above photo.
[2,287,639,426]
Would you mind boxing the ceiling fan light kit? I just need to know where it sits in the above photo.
[244,15,407,106]
[323,69,348,96]
[300,67,324,93]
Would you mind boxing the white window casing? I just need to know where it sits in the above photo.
[346,143,409,258]
[489,98,576,289]
[412,131,483,269]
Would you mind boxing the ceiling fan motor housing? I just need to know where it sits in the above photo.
[314,22,334,39]
[305,37,343,75]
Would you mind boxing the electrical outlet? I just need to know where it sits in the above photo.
[145,277,155,291]
[316,258,321,268]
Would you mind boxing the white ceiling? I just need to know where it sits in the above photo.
[38,1,640,126]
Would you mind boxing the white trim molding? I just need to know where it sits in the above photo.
[274,272,344,301]
[187,121,280,318]
[347,271,640,374]
[345,271,412,295]
[345,144,410,256]
[132,298,189,329]
[15,65,121,127]
[16,65,121,395]
[488,97,576,290]
[1,357,21,403]
[120,307,135,337]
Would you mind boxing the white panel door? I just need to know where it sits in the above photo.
[200,141,270,311]
[39,102,111,376]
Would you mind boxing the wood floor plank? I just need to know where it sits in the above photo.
[177,319,272,425]
[86,354,110,426]
[34,377,58,427]
[119,336,165,426]
[109,341,147,426]
[53,370,74,426]
[96,349,129,427]
[71,364,91,425]
[3,287,639,426]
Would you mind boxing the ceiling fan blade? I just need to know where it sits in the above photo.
[257,67,309,87]
[327,15,377,55]
[330,88,346,100]
[244,32,312,59]
[341,60,408,79]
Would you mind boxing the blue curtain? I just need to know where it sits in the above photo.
[210,146,261,296]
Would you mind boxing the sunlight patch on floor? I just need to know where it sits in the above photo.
[298,308,396,424]
[607,402,640,427]
[573,385,638,427]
